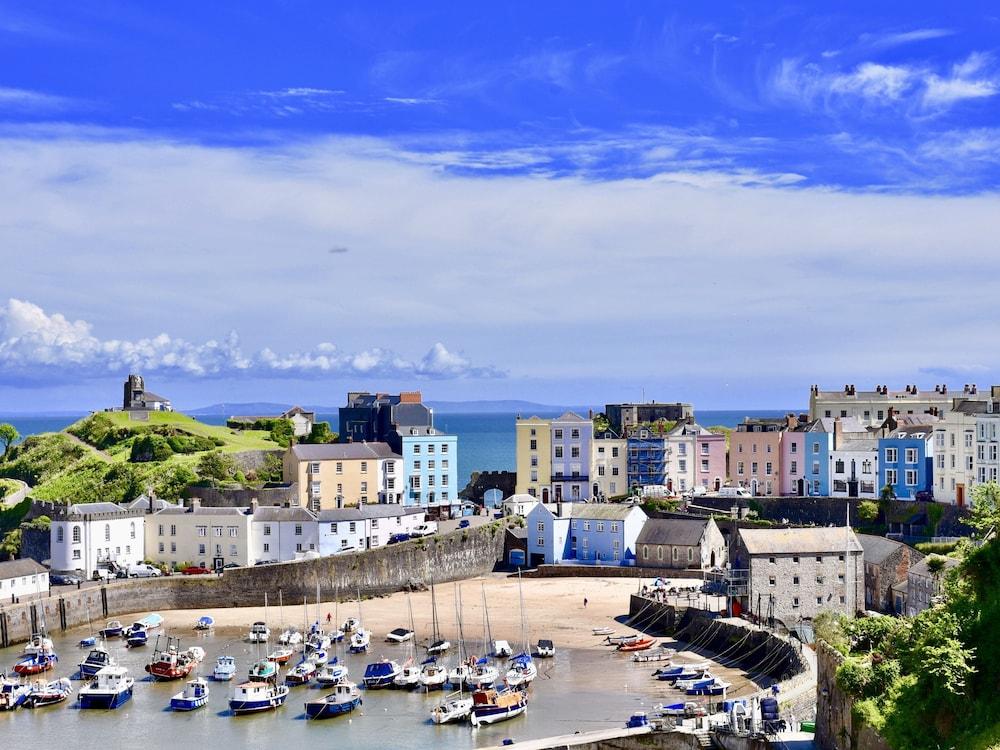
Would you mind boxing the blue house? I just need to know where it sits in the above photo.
[397,427,459,514]
[524,503,647,566]
[525,503,573,566]
[879,425,935,500]
[804,420,833,497]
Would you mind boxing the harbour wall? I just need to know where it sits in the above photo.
[522,565,705,580]
[0,523,506,647]
[815,640,891,750]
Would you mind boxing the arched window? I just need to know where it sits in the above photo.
[642,545,649,560]
[104,524,111,542]
[72,526,81,544]
[130,521,136,539]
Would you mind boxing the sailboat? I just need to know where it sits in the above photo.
[505,571,538,688]
[467,586,500,689]
[448,584,474,687]
[247,593,270,643]
[393,594,421,689]
[426,578,451,655]
[348,589,371,654]
[431,584,474,724]
[315,657,348,687]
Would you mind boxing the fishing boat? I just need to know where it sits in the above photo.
[617,638,655,653]
[418,657,449,691]
[22,632,54,656]
[655,701,707,717]
[362,659,402,689]
[170,677,210,711]
[304,681,362,719]
[686,678,730,696]
[470,685,528,726]
[247,621,270,643]
[78,665,134,710]
[592,626,614,636]
[535,639,555,658]
[13,651,58,676]
[228,681,290,715]
[349,628,371,654]
[145,637,201,681]
[385,627,413,643]
[632,648,675,663]
[24,677,72,708]
[0,676,30,710]
[430,690,474,724]
[248,658,279,683]
[99,620,124,638]
[267,647,294,665]
[78,644,112,679]
[285,658,317,686]
[315,659,348,687]
[194,616,214,631]
[213,655,237,681]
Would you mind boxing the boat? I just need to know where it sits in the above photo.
[492,640,512,658]
[248,658,279,683]
[394,595,421,689]
[448,585,472,687]
[78,665,134,710]
[632,648,676,663]
[470,685,528,726]
[341,616,359,634]
[467,657,500,688]
[278,628,302,646]
[24,677,72,708]
[267,647,294,665]
[686,678,731,696]
[605,633,641,646]
[304,681,362,719]
[285,658,317,686]
[170,677,210,711]
[362,659,402,689]
[315,659,348,687]
[349,628,371,654]
[592,626,614,636]
[418,657,449,691]
[13,652,58,676]
[194,616,215,631]
[385,627,413,643]
[213,655,237,681]
[0,676,30,710]
[618,638,655,653]
[228,681,290,715]
[99,620,124,638]
[79,644,112,679]
[124,613,164,638]
[22,632,54,656]
[535,639,555,658]
[505,652,538,687]
[430,690,474,724]
[305,631,332,655]
[653,663,709,682]
[145,637,201,681]
[247,621,270,643]
[655,701,707,717]
[126,626,148,648]
[674,673,716,690]
[78,637,97,648]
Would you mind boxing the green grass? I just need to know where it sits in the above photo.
[82,411,279,455]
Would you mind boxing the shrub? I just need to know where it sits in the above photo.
[268,419,295,447]
[836,656,873,697]
[915,541,959,555]
[857,500,879,522]
[196,451,238,483]
[130,434,174,462]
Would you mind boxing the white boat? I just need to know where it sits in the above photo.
[592,626,614,636]
[267,647,294,665]
[315,659,348,687]
[78,665,134,710]
[418,658,449,691]
[170,677,210,711]
[349,628,371,654]
[505,653,538,687]
[535,639,555,658]
[427,639,451,655]
[278,629,302,646]
[605,633,640,646]
[341,616,359,633]
[194,616,214,631]
[393,662,422,689]
[285,659,317,686]
[304,681,362,719]
[467,658,500,688]
[655,701,707,717]
[430,690,474,724]
[24,677,72,708]
[385,627,414,643]
[213,655,237,681]
[0,676,30,710]
[22,633,54,656]
[229,681,290,715]
[632,648,676,663]
[492,639,512,658]
[448,660,473,687]
[247,621,270,643]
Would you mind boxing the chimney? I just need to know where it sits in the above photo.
[187,497,201,511]
[250,498,259,515]
[786,414,798,429]
[833,417,843,449]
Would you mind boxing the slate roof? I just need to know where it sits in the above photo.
[127,494,175,512]
[739,527,863,555]
[570,504,645,521]
[252,507,317,522]
[289,442,400,461]
[0,558,48,579]
[857,534,906,565]
[909,555,960,578]
[65,502,129,516]
[887,425,935,440]
[636,518,710,547]
[140,391,170,402]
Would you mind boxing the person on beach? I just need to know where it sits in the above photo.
[583,597,588,608]
[326,612,332,624]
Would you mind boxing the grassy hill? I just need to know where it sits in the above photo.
[0,410,286,504]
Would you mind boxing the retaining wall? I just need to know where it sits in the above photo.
[0,523,505,647]
[815,641,891,750]
[181,483,299,507]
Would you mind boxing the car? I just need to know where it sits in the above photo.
[253,559,277,566]
[387,533,411,545]
[222,563,240,569]
[458,519,471,529]
[127,563,163,578]
[181,565,212,575]
[914,490,934,502]
[92,568,115,582]
[51,574,82,586]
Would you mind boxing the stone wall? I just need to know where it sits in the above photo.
[815,640,891,750]
[19,526,49,565]
[0,523,505,647]
[181,482,299,507]
[522,565,706,580]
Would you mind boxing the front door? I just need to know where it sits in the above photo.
[957,484,965,507]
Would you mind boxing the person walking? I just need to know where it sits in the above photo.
[583,597,588,608]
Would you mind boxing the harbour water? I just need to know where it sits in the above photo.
[0,625,663,749]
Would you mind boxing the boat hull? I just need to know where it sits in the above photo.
[146,664,195,681]
[170,696,208,711]
[471,700,526,726]
[362,675,396,689]
[305,696,361,719]
[25,693,68,708]
[79,688,133,710]
[229,693,288,715]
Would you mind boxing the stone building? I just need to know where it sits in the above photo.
[122,373,172,411]
[857,533,923,614]
[733,526,864,624]
[636,517,727,570]
[604,401,694,436]
[906,554,960,616]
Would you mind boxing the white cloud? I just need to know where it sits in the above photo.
[829,63,915,100]
[922,53,998,107]
[384,96,440,105]
[862,28,955,50]
[0,299,503,383]
[0,86,74,112]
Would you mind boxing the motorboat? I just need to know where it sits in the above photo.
[248,659,279,683]
[655,664,710,682]
[341,616,359,634]
[0,676,30,710]
[604,633,640,646]
[448,660,473,687]
[99,621,124,638]
[362,660,402,689]
[24,678,72,708]
[393,662,421,689]
[278,628,302,646]
[315,659,348,687]
[655,701,707,717]
[13,652,58,676]
[124,614,163,640]
[430,691,474,724]
[348,628,371,654]
[504,652,538,688]
[78,637,97,648]
[418,658,449,691]
[470,685,527,726]
[686,678,731,696]
[78,665,134,709]
[145,638,200,681]
[285,659,317,686]
[674,673,716,690]
[309,647,329,666]
[632,648,676,663]
[592,626,614,636]
[79,644,112,679]
[22,633,54,656]
[229,681,290,715]
[535,639,555,658]
[305,631,332,655]
[385,627,414,643]
[466,658,500,688]
[170,677,210,711]
[617,638,655,653]
[194,616,214,631]
[304,681,362,719]
[427,638,451,656]
[247,622,270,643]
[213,655,237,681]
[125,625,148,648]
[492,640,512,658]
[267,647,294,665]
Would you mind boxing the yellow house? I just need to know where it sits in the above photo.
[515,416,552,501]
[283,443,402,511]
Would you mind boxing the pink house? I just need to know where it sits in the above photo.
[779,423,810,496]
[695,428,727,492]
[729,415,810,496]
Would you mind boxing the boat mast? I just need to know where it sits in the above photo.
[407,593,417,664]
[430,577,440,645]
[454,584,465,695]
[482,584,494,662]
[517,569,529,654]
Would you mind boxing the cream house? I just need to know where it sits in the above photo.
[283,442,402,511]
[145,500,254,569]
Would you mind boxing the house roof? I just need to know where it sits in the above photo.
[834,439,878,453]
[252,506,317,522]
[140,391,170,402]
[126,494,175,512]
[65,502,129,516]
[289,442,400,461]
[857,534,906,565]
[739,527,863,555]
[317,505,424,522]
[282,406,315,419]
[909,555,960,578]
[503,494,538,505]
[552,411,589,423]
[887,425,935,440]
[0,558,48,579]
[637,518,710,547]
[570,504,645,521]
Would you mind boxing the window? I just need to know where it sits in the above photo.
[834,460,844,474]
[554,447,563,458]
[310,482,321,497]
[571,446,580,459]
[387,477,396,489]
[263,543,269,552]
[701,459,709,472]
[263,525,271,536]
[57,527,64,543]
[104,524,111,541]
[769,556,776,564]
[793,576,800,585]
[793,556,799,563]
[198,544,206,555]
[905,448,918,464]
[688,548,693,562]
[816,597,823,605]
[657,546,663,561]
[886,469,898,486]
[583,521,590,531]
[294,524,302,536]
[536,522,545,532]
[411,476,421,489]
[441,443,449,454]
[170,525,176,537]
[428,476,436,486]
[296,543,303,552]
[737,461,745,475]
[428,460,436,470]
[330,523,338,533]
[812,461,820,476]
[792,597,800,608]
[360,461,368,473]
[309,462,320,474]
[812,443,820,454]
[361,481,368,493]
[791,460,798,474]
[130,522,136,539]
[230,544,238,556]
[751,461,758,474]
[612,467,619,476]
[158,524,163,537]
[441,460,449,470]
[197,526,207,537]
[701,443,709,455]
[158,542,164,553]
[387,462,395,474]
[679,459,687,472]
[348,521,356,533]
[529,439,537,450]
[170,542,176,553]
[72,549,80,560]
[815,556,822,562]
[413,444,421,454]
[886,447,898,463]
[530,470,538,481]
[598,466,605,476]
[596,522,605,532]
[611,522,619,532]
[816,575,824,583]
[765,462,773,475]
[554,429,563,439]
[428,443,435,453]
[536,537,544,547]
[335,462,343,474]
[905,469,918,486]
[672,547,679,560]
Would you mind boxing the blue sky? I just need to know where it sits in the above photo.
[1,2,999,411]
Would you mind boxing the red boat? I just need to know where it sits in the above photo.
[617,638,655,653]
[145,637,199,681]
[13,653,58,676]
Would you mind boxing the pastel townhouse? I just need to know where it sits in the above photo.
[780,419,810,496]
[829,438,879,499]
[569,505,647,565]
[803,417,870,496]
[591,431,627,500]
[251,506,319,562]
[525,502,574,565]
[627,428,669,491]
[664,420,725,494]
[550,412,593,502]
[729,418,787,496]
[975,401,1000,487]
[49,502,146,577]
[879,425,935,500]
[515,415,553,501]
[283,442,402,511]
[934,397,983,506]
[317,505,425,555]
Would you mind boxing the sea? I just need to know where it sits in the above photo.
[1,409,794,489]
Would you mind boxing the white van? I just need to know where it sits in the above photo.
[411,522,438,538]
[127,563,163,578]
[718,487,752,499]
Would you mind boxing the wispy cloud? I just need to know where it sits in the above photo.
[0,86,75,112]
[384,96,440,105]
[0,299,504,384]
[861,28,955,51]
[922,52,998,107]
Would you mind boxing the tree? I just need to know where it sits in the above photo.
[268,419,295,448]
[0,423,19,458]
[880,484,896,502]
[969,481,1000,535]
[303,422,337,444]
[196,451,238,483]
[0,527,20,560]
[857,500,879,523]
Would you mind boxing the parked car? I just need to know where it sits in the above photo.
[410,522,438,538]
[92,568,115,582]
[181,565,212,576]
[458,519,471,529]
[717,486,752,499]
[914,490,934,502]
[222,563,240,569]
[51,574,82,586]
[127,563,163,578]
[682,485,708,499]
[387,533,411,545]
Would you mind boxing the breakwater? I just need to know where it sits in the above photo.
[0,523,505,647]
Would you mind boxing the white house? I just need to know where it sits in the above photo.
[829,439,880,499]
[502,494,539,518]
[251,506,319,562]
[317,505,425,555]
[525,502,574,566]
[0,559,49,600]
[49,502,146,577]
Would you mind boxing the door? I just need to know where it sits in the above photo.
[956,484,965,507]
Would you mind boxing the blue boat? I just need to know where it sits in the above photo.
[126,626,148,648]
[304,681,362,719]
[655,665,706,682]
[78,637,97,648]
[79,645,112,679]
[0,677,30,710]
[170,678,210,711]
[99,621,123,639]
[78,666,134,710]
[686,678,731,696]
[362,660,402,689]
[228,681,290,715]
